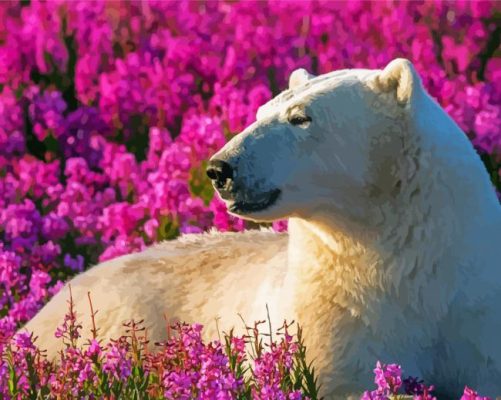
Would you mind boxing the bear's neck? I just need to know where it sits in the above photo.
[286,217,396,322]
[285,123,501,332]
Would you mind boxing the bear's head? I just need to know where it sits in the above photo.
[206,59,442,229]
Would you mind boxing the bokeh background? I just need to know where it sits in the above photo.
[0,1,499,340]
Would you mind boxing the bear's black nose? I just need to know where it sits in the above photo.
[206,159,233,188]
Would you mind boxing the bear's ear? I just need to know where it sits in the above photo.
[288,68,315,89]
[374,58,422,106]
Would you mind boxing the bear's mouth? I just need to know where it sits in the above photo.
[229,189,281,215]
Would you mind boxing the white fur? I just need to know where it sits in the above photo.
[21,59,501,399]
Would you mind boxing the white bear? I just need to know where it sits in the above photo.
[21,59,501,399]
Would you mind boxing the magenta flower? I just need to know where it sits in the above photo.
[461,386,492,400]
[374,361,402,393]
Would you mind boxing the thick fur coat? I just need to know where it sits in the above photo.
[22,59,501,399]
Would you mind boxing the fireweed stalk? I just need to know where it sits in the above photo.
[1,291,317,399]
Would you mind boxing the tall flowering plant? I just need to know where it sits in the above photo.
[1,290,318,399]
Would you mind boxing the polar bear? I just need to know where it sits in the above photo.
[21,59,501,399]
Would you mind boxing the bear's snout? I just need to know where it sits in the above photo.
[206,159,234,192]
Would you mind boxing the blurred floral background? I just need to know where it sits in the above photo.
[0,0,499,344]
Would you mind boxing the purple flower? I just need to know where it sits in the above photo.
[63,254,85,273]
[27,88,67,142]
[58,107,108,168]
[0,87,25,157]
[373,361,402,394]
[103,340,132,380]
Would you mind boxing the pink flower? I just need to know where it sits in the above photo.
[461,386,491,400]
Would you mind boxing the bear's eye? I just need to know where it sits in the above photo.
[288,115,312,126]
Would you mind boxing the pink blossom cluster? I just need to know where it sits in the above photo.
[0,0,499,373]
[0,293,312,399]
[362,361,491,400]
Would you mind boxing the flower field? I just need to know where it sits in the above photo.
[0,0,500,398]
